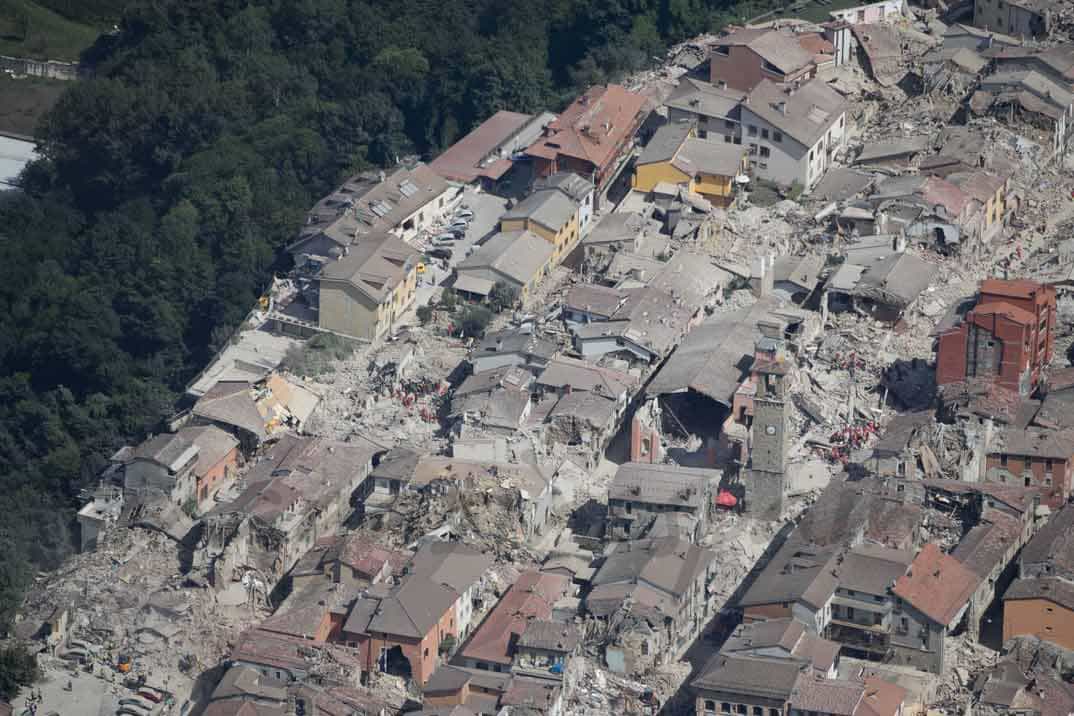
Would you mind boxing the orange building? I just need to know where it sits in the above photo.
[1003,578,1074,651]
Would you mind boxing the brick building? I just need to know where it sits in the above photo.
[936,279,1056,396]
[984,427,1074,508]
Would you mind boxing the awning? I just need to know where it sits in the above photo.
[454,274,495,296]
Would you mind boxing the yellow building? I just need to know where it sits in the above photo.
[949,170,1009,232]
[500,188,582,263]
[634,121,747,207]
[455,230,556,302]
[318,233,421,340]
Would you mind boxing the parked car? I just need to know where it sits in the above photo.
[455,208,474,219]
[433,233,458,242]
[448,219,469,231]
[428,248,453,260]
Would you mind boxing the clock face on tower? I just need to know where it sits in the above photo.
[765,425,776,435]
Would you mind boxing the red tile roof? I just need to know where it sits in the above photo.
[855,677,908,716]
[457,571,569,665]
[525,85,648,172]
[972,300,1036,326]
[893,543,978,626]
[921,176,970,218]
[980,278,1045,300]
[429,110,534,183]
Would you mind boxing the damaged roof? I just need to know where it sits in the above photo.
[646,298,809,407]
[457,570,569,665]
[608,462,716,509]
[587,537,715,620]
[893,543,978,627]
[851,252,939,309]
[1020,503,1074,573]
[717,27,816,75]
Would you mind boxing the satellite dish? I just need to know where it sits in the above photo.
[735,174,751,184]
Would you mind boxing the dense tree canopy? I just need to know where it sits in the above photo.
[0,0,777,632]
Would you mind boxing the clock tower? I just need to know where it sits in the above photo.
[745,331,790,520]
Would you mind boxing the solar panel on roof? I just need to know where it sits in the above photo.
[399,180,419,197]
[369,203,388,218]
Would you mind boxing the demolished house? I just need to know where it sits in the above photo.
[585,537,717,674]
[197,433,385,589]
[825,251,939,323]
[971,71,1074,163]
[605,462,719,542]
[191,374,321,450]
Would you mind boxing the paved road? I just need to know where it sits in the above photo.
[413,187,508,308]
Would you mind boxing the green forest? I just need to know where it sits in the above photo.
[0,0,780,642]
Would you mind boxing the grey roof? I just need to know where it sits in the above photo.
[1020,503,1074,572]
[178,425,239,477]
[133,433,198,473]
[719,27,815,75]
[722,618,806,654]
[546,389,618,427]
[851,252,939,308]
[951,513,1022,578]
[989,426,1074,459]
[838,543,912,596]
[738,539,839,610]
[647,298,808,406]
[975,71,1074,120]
[1004,577,1074,611]
[608,462,716,509]
[692,654,805,699]
[533,171,594,203]
[457,230,555,287]
[943,22,1021,47]
[807,167,875,202]
[774,254,823,291]
[588,537,715,616]
[473,327,556,364]
[407,540,490,595]
[665,77,746,120]
[584,211,650,247]
[193,380,267,438]
[571,286,697,357]
[674,138,747,178]
[537,357,635,397]
[369,447,422,482]
[743,79,848,148]
[320,232,420,304]
[366,576,459,638]
[855,136,930,164]
[638,121,693,165]
[502,190,578,232]
[565,283,630,319]
[292,163,448,253]
[517,620,581,653]
[455,365,533,397]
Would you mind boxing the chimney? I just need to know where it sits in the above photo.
[718,79,728,90]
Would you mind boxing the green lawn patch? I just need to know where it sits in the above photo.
[0,0,101,61]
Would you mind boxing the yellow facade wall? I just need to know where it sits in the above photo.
[1004,598,1074,651]
[633,161,691,193]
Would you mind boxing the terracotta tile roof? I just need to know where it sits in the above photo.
[429,110,533,183]
[457,571,569,665]
[525,85,648,172]
[893,543,978,626]
[856,677,908,716]
[980,278,1046,300]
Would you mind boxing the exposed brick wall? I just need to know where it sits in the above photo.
[984,453,1072,508]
